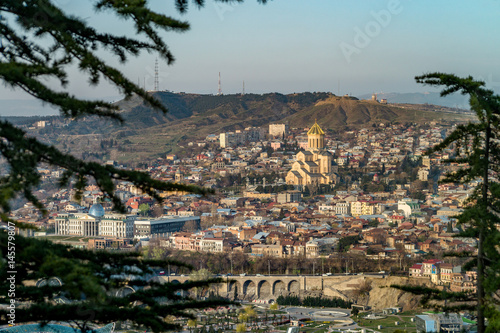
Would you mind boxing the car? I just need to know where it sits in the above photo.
[256,274,263,277]
[159,271,165,275]
[240,273,247,276]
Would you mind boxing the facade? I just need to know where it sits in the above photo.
[286,121,336,187]
[200,238,226,253]
[277,191,302,204]
[88,237,131,250]
[133,216,200,238]
[219,127,265,148]
[269,123,289,137]
[251,244,284,257]
[55,204,135,238]
[415,313,464,333]
[398,199,420,218]
[335,202,350,215]
[350,201,375,217]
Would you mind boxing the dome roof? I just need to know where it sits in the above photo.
[307,121,325,135]
[89,203,105,217]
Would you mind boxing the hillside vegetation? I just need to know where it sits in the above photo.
[19,92,473,165]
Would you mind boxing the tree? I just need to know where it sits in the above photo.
[187,319,198,333]
[151,203,164,218]
[236,323,247,332]
[392,73,500,332]
[368,219,379,228]
[0,0,269,331]
[183,219,199,233]
[138,203,150,216]
[0,235,229,332]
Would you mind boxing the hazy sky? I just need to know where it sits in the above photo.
[1,0,500,106]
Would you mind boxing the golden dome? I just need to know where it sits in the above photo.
[307,121,325,135]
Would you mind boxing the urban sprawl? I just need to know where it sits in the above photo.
[13,119,477,297]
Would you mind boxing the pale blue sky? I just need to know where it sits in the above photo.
[2,0,500,105]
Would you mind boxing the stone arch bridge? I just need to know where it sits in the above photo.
[156,274,383,300]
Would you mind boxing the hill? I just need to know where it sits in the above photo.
[17,92,473,165]
[358,92,470,109]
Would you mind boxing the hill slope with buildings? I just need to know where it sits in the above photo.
[17,92,472,164]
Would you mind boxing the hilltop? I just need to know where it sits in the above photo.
[17,92,473,164]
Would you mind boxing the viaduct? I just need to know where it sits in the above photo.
[155,274,386,300]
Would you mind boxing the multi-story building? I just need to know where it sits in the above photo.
[269,123,288,138]
[219,127,265,148]
[134,216,200,238]
[251,244,284,257]
[200,238,226,253]
[55,203,135,238]
[335,203,350,215]
[350,201,375,217]
[277,191,302,204]
[421,259,443,277]
[305,240,319,258]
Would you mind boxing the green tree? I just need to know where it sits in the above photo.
[0,0,269,331]
[392,73,500,332]
[138,203,150,216]
[187,319,198,333]
[0,236,228,332]
[236,323,247,332]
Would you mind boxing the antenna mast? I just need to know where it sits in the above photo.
[242,81,245,95]
[154,58,159,91]
[217,72,222,95]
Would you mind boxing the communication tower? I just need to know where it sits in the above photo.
[154,58,159,91]
[217,72,222,95]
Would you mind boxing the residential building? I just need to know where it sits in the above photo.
[269,123,289,137]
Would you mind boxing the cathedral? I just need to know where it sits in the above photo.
[286,121,336,187]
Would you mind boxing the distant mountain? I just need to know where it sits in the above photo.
[11,92,473,165]
[358,92,470,109]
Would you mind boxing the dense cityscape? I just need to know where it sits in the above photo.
[1,1,498,333]
[4,105,480,332]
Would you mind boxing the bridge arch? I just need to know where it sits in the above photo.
[258,280,271,299]
[228,280,241,299]
[170,279,180,285]
[243,280,256,299]
[273,280,286,296]
[288,280,299,294]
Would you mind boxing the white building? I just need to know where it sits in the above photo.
[397,199,420,218]
[269,123,289,137]
[200,238,226,253]
[335,202,350,215]
[55,204,135,238]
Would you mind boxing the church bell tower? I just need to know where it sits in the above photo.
[307,120,325,150]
